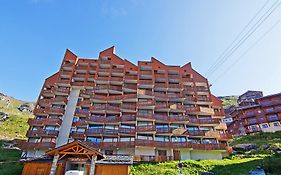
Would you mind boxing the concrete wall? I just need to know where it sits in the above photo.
[190,150,223,160]
[135,147,155,156]
[56,88,80,147]
[117,148,135,155]
[179,149,191,160]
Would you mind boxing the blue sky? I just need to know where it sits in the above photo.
[0,0,281,102]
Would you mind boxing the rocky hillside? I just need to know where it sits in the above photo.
[0,93,34,140]
[218,95,238,108]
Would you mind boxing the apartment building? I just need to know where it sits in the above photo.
[227,92,281,135]
[22,46,231,161]
[237,90,263,106]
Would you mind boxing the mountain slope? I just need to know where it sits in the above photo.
[0,93,34,140]
[219,95,238,108]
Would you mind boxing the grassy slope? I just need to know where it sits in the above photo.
[0,95,34,139]
[219,95,238,108]
[0,142,23,175]
[131,132,281,175]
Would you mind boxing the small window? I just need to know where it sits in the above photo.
[273,122,280,127]
[261,124,268,128]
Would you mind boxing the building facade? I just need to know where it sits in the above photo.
[237,90,263,106]
[22,46,231,161]
[227,92,281,135]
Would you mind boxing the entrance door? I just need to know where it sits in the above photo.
[173,150,181,160]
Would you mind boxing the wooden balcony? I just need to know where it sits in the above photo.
[38,99,51,108]
[28,118,62,126]
[135,155,175,162]
[85,128,104,136]
[185,106,200,113]
[245,128,262,134]
[107,95,123,101]
[118,141,135,148]
[219,133,232,140]
[87,116,119,123]
[120,115,136,122]
[21,141,56,150]
[26,129,59,137]
[121,104,137,111]
[110,77,123,82]
[138,100,155,107]
[77,100,91,107]
[155,127,173,133]
[70,131,85,139]
[41,89,54,97]
[136,125,155,132]
[50,97,68,104]
[189,118,220,125]
[155,115,169,122]
[103,129,119,135]
[168,84,182,89]
[139,80,153,85]
[119,127,136,134]
[169,115,189,122]
[45,107,65,115]
[123,94,138,100]
[72,120,88,127]
[54,87,70,94]
[195,87,209,92]
[75,109,89,117]
[33,108,48,115]
[136,112,154,120]
[135,139,155,147]
[187,130,206,136]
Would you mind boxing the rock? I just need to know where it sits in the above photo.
[233,144,257,151]
[0,112,9,122]
[18,103,33,113]
[269,146,281,151]
[262,145,270,150]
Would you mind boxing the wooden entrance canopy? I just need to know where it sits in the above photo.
[47,141,104,161]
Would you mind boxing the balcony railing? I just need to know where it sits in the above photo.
[45,107,65,115]
[20,141,56,150]
[187,130,206,136]
[119,127,136,134]
[26,129,59,137]
[70,131,85,138]
[120,115,136,122]
[28,118,62,126]
[138,100,155,106]
[136,155,175,162]
[155,127,173,133]
[136,112,154,119]
[72,120,88,127]
[88,116,119,123]
[189,118,220,125]
[75,109,89,117]
[136,125,155,132]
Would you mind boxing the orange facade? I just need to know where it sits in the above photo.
[22,46,229,161]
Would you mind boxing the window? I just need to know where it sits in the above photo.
[268,115,278,121]
[105,150,113,155]
[273,122,280,127]
[172,137,186,142]
[248,118,257,124]
[158,150,167,156]
[87,137,101,143]
[261,124,268,128]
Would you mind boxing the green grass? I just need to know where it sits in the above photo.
[0,142,23,175]
[131,155,281,175]
[0,95,34,139]
[231,131,281,147]
[130,157,262,175]
[219,96,238,108]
